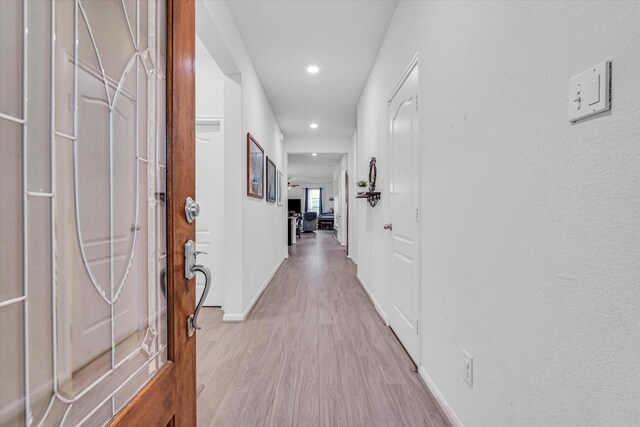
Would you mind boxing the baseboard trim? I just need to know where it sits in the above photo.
[222,312,245,322]
[355,273,388,325]
[418,366,464,427]
[222,257,285,322]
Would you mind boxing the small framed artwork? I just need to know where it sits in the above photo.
[247,133,264,199]
[266,157,277,203]
[277,171,283,205]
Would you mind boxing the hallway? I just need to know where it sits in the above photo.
[196,231,446,426]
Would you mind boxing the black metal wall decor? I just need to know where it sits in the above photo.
[356,157,381,207]
[369,157,377,192]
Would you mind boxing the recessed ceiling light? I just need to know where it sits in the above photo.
[312,153,318,156]
[307,65,319,74]
[309,123,318,129]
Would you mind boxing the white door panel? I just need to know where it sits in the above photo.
[388,62,420,364]
[196,121,223,306]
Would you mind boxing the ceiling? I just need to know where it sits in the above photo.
[288,153,344,184]
[227,0,398,139]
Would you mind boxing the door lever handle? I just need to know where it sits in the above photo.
[184,240,212,337]
[383,223,393,230]
[187,264,211,337]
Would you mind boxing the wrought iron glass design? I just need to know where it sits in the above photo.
[0,0,168,425]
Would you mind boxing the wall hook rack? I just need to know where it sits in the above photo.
[356,157,381,207]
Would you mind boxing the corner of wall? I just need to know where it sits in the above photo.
[418,366,464,427]
[355,273,388,325]
[223,255,285,322]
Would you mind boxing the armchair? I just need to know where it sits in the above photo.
[302,212,317,232]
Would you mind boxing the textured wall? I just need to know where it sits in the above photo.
[196,36,224,118]
[357,1,640,425]
[199,0,286,318]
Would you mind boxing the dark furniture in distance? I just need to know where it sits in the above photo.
[317,209,334,230]
[302,212,318,232]
[288,216,294,245]
[288,198,302,214]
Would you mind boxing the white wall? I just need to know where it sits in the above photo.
[349,130,357,260]
[198,1,285,319]
[333,154,348,245]
[195,36,225,307]
[222,75,243,315]
[196,36,224,118]
[355,1,640,426]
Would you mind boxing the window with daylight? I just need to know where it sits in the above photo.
[308,189,321,213]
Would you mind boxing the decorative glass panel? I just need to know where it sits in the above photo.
[0,304,25,427]
[0,0,23,119]
[0,119,23,302]
[0,1,168,426]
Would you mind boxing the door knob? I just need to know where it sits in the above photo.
[383,223,393,230]
[185,196,200,224]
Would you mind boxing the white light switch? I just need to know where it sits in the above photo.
[568,61,610,122]
[586,74,600,106]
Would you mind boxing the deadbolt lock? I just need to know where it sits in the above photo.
[185,196,200,224]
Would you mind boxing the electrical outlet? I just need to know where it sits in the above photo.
[463,351,473,388]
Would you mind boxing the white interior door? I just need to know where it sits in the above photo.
[196,119,223,306]
[388,62,420,364]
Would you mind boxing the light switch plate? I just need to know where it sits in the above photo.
[568,61,611,123]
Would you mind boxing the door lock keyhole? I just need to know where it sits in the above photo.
[185,196,200,223]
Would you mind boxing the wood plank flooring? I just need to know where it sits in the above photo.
[196,230,447,427]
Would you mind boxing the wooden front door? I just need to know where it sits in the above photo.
[113,0,197,424]
[0,0,197,425]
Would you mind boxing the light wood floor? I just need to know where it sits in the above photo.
[196,231,447,427]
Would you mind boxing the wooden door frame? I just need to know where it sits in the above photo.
[345,171,349,254]
[110,0,197,425]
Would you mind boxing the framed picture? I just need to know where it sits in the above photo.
[247,133,264,199]
[266,157,277,203]
[277,171,283,205]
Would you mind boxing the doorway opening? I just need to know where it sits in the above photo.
[286,152,349,246]
[193,4,243,312]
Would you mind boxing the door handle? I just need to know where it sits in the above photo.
[185,240,212,337]
[160,268,167,299]
[187,264,211,337]
[383,223,393,230]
